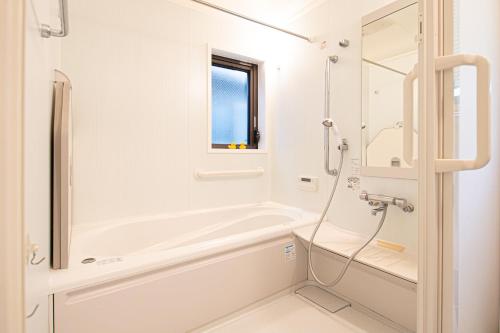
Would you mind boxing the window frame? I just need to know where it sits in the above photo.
[211,55,259,149]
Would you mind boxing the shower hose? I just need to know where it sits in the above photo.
[308,148,389,288]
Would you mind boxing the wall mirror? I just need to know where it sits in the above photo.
[361,0,418,179]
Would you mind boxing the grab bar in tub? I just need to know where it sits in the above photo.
[194,168,264,180]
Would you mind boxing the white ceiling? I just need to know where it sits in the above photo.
[203,0,328,25]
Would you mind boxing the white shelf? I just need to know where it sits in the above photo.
[294,224,417,283]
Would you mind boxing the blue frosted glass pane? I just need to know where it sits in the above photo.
[212,65,249,145]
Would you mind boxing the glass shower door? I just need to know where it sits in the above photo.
[441,0,499,332]
[418,0,499,332]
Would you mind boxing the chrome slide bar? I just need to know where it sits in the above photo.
[190,0,312,42]
[41,0,69,38]
[323,56,342,176]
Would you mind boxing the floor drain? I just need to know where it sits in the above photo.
[295,285,350,314]
[81,257,96,264]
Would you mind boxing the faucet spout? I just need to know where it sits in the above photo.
[371,204,388,216]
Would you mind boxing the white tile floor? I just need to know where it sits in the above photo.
[198,293,402,333]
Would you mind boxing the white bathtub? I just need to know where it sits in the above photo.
[51,202,317,332]
[50,202,317,293]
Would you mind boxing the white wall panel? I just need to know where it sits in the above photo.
[271,0,419,252]
[24,0,61,331]
[62,0,296,225]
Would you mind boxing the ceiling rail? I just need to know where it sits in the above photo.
[191,0,313,43]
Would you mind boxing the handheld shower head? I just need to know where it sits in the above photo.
[322,118,344,148]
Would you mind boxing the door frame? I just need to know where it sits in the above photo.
[0,0,26,332]
[418,0,442,332]
[439,0,456,331]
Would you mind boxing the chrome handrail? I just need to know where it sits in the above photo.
[41,0,68,38]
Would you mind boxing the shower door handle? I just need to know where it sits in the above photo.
[403,55,491,172]
[434,54,491,172]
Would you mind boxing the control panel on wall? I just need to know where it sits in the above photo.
[297,176,319,192]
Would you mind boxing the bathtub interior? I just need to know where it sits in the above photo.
[68,203,315,263]
[75,206,264,257]
[177,214,294,246]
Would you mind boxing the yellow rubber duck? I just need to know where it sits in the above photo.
[228,143,237,149]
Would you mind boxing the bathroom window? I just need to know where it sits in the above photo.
[211,55,259,149]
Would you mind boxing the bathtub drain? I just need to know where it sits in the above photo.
[81,257,96,264]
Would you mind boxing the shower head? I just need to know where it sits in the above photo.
[322,119,345,149]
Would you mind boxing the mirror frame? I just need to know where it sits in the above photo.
[360,0,418,180]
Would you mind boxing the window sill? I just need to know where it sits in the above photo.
[208,148,268,155]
